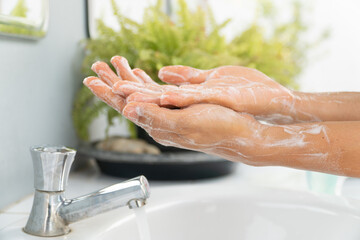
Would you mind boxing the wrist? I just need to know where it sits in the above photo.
[256,125,283,164]
[280,91,320,122]
[282,90,302,115]
[251,123,303,167]
[292,92,360,122]
[263,89,298,123]
[239,123,280,166]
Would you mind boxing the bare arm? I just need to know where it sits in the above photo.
[290,92,360,122]
[257,121,360,177]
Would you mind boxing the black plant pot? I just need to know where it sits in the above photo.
[136,126,186,153]
[78,127,236,181]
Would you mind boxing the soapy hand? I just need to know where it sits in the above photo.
[83,56,269,165]
[122,102,268,165]
[112,65,299,124]
[83,56,360,177]
[83,56,158,113]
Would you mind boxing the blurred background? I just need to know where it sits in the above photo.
[88,0,360,92]
[0,0,359,209]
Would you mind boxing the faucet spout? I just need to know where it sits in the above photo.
[60,176,150,224]
[23,145,151,237]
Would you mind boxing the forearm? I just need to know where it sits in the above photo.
[251,121,360,177]
[288,92,360,122]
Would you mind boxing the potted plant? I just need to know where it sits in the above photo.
[72,0,313,180]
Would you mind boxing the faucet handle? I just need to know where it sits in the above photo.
[30,145,76,192]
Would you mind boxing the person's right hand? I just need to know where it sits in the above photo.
[121,102,269,166]
[83,58,271,166]
[113,65,301,124]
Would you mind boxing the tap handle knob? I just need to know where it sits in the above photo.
[30,145,76,192]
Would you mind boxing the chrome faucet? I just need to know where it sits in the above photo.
[23,145,150,237]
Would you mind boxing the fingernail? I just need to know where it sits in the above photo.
[111,56,127,65]
[83,77,92,85]
[91,61,103,71]
[83,77,102,87]
[110,56,120,62]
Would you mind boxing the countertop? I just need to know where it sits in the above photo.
[1,160,359,230]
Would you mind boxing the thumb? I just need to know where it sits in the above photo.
[122,102,179,131]
[158,65,213,85]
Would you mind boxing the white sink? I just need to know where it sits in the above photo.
[1,184,360,240]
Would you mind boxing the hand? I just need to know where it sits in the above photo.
[83,56,159,112]
[112,65,299,123]
[83,56,360,177]
[83,57,269,165]
[121,102,267,165]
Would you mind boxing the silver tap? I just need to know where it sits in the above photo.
[23,145,150,237]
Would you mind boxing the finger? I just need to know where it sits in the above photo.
[158,65,214,85]
[127,91,182,109]
[208,66,271,84]
[91,61,120,87]
[122,102,179,131]
[160,86,219,107]
[83,77,126,112]
[133,68,158,85]
[160,91,199,107]
[127,92,161,105]
[112,81,162,98]
[121,101,190,148]
[111,56,143,83]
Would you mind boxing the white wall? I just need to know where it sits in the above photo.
[298,0,360,92]
[0,0,86,209]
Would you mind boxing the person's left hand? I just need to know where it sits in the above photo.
[84,57,269,165]
[83,56,161,112]
[109,64,299,124]
[86,56,300,125]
